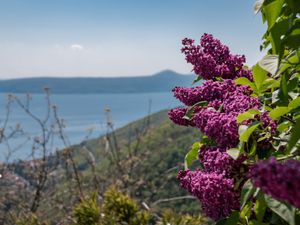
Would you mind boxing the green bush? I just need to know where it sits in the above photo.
[73,193,101,225]
[101,187,150,225]
[72,187,149,225]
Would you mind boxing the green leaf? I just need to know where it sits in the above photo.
[282,19,300,50]
[226,148,240,160]
[192,75,202,84]
[183,101,208,120]
[254,192,267,222]
[184,142,202,169]
[239,122,261,142]
[279,73,289,105]
[277,121,292,132]
[249,220,268,225]
[240,180,255,209]
[193,100,208,107]
[240,201,253,223]
[237,109,260,124]
[287,118,300,152]
[288,97,300,109]
[287,77,299,91]
[263,78,280,89]
[269,17,289,55]
[259,55,278,75]
[257,133,271,142]
[235,77,256,91]
[272,90,280,104]
[262,0,284,29]
[225,211,240,225]
[249,140,257,157]
[269,106,291,120]
[264,194,296,225]
[239,125,249,136]
[279,52,300,74]
[286,0,300,13]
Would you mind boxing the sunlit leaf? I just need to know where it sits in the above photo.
[259,55,278,75]
[253,64,268,92]
[288,97,300,109]
[226,148,240,160]
[239,122,261,142]
[238,125,249,136]
[262,0,284,29]
[277,121,292,132]
[240,201,253,223]
[184,142,202,169]
[269,106,291,120]
[235,77,256,91]
[237,109,260,124]
[257,133,271,142]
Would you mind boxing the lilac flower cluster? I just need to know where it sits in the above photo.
[178,170,240,220]
[168,107,194,127]
[169,34,277,220]
[198,146,244,176]
[250,157,300,208]
[172,79,251,106]
[223,94,261,114]
[181,34,252,80]
[193,108,239,148]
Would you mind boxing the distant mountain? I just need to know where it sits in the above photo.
[0,70,195,94]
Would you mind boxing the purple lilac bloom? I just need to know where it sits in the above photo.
[169,34,272,221]
[181,34,252,80]
[193,109,239,148]
[172,79,251,106]
[260,112,277,135]
[178,170,240,220]
[250,157,300,208]
[223,93,261,113]
[198,146,242,176]
[168,107,194,127]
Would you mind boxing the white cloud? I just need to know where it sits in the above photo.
[70,44,84,51]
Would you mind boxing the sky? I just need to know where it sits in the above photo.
[0,0,266,79]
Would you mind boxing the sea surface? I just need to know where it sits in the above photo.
[0,92,179,162]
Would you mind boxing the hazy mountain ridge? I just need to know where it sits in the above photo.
[0,70,195,94]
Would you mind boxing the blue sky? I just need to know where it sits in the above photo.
[0,0,265,78]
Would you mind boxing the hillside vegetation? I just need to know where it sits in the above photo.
[0,110,206,224]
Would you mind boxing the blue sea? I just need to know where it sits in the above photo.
[0,92,179,162]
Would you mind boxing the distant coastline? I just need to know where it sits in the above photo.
[0,70,195,94]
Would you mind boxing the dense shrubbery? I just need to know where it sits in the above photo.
[72,187,149,225]
[169,0,300,224]
[72,187,207,225]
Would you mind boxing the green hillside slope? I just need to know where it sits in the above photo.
[1,110,204,223]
